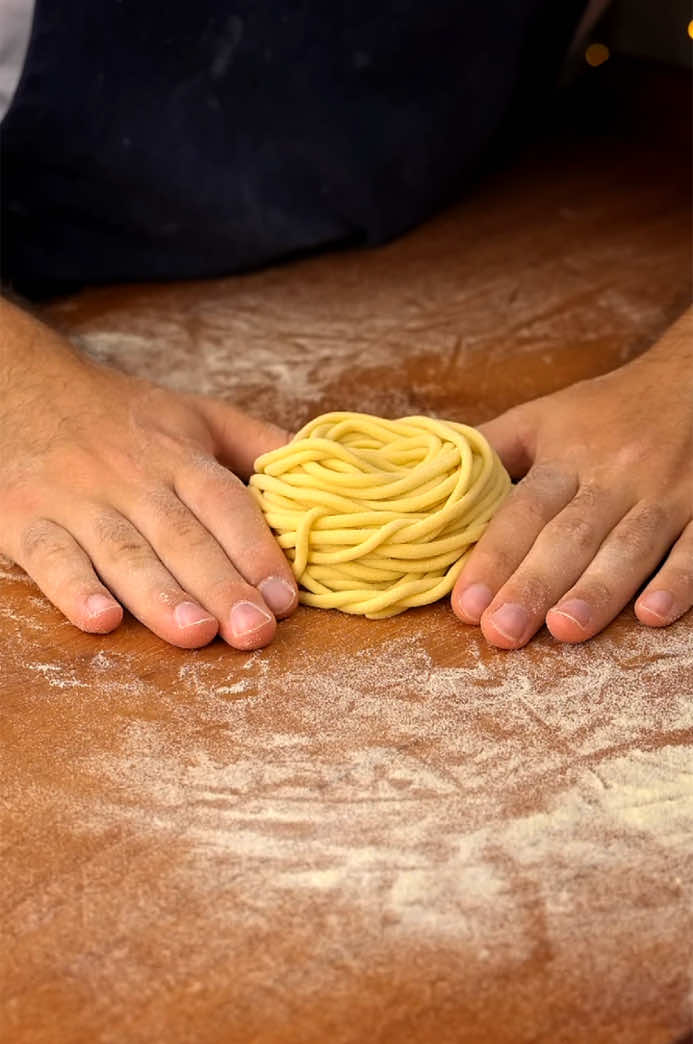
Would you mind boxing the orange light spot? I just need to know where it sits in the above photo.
[585,42,610,67]
[688,20,693,40]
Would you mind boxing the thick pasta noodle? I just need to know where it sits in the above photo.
[250,412,510,619]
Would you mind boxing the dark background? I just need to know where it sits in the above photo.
[602,0,691,66]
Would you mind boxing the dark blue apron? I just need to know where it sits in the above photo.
[1,1,583,297]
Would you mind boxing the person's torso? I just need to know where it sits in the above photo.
[1,1,584,297]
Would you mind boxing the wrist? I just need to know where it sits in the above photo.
[1,295,85,381]
[631,306,693,370]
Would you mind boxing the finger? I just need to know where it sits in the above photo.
[129,485,290,645]
[635,519,693,627]
[478,483,628,649]
[74,509,221,650]
[173,459,298,618]
[451,462,577,625]
[546,502,684,643]
[477,405,534,479]
[191,396,290,479]
[14,519,124,634]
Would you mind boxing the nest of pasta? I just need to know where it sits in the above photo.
[250,412,510,618]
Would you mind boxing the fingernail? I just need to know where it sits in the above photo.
[458,583,493,622]
[258,576,297,615]
[638,590,674,621]
[551,598,592,630]
[490,602,530,641]
[86,593,119,618]
[174,601,216,630]
[230,600,274,637]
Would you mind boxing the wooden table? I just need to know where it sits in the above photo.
[2,60,692,1044]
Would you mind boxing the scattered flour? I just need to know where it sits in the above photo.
[5,604,689,964]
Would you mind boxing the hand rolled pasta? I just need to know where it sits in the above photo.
[249,412,510,619]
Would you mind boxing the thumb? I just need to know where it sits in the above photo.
[192,395,291,480]
[477,404,535,480]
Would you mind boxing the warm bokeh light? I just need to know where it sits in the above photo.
[688,19,693,40]
[585,42,610,67]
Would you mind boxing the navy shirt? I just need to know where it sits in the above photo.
[1,1,584,297]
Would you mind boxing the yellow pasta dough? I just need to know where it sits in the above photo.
[249,412,510,619]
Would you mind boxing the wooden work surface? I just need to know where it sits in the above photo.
[2,62,692,1044]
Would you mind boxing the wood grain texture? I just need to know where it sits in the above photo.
[1,60,691,1044]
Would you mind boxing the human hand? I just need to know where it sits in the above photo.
[451,309,693,648]
[0,299,298,650]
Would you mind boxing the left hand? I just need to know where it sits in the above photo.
[451,308,693,648]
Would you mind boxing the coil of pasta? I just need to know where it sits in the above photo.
[250,412,510,619]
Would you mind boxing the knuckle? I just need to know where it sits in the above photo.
[612,438,656,473]
[94,513,150,565]
[615,503,668,558]
[509,493,552,530]
[20,520,66,563]
[178,528,212,554]
[572,482,607,512]
[521,461,565,494]
[93,512,129,545]
[633,501,668,534]
[113,541,150,565]
[549,513,597,554]
[514,573,553,611]
[145,488,205,543]
[579,577,614,609]
[190,461,244,497]
[168,530,216,563]
[511,471,567,525]
[183,468,250,518]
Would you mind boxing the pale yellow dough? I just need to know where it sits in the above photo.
[249,412,511,619]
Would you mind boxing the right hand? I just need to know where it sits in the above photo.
[0,298,299,650]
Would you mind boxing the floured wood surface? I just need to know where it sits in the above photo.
[1,63,691,1043]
